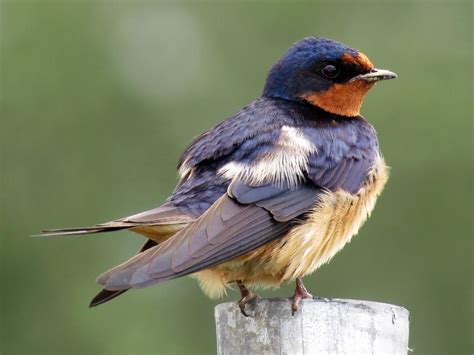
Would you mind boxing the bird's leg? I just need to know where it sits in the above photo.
[290,278,313,316]
[236,280,260,317]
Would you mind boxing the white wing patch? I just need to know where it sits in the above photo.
[218,126,316,187]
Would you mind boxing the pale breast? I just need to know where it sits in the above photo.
[274,154,389,281]
[193,155,388,299]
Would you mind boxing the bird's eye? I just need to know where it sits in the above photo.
[321,64,340,79]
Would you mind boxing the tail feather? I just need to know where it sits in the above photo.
[35,204,194,305]
[33,226,127,237]
[34,204,195,237]
[89,289,129,307]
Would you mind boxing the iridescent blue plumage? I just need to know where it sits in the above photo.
[171,97,379,216]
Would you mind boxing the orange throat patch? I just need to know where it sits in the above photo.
[303,51,376,117]
[303,80,375,117]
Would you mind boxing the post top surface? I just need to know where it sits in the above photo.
[216,297,409,317]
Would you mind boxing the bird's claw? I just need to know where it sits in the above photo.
[291,291,313,316]
[238,293,261,317]
[290,278,313,316]
[236,280,260,316]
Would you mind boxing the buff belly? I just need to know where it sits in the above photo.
[193,156,388,299]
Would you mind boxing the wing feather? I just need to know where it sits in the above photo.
[89,238,158,307]
[96,183,317,290]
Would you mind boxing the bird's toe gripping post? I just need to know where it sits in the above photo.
[236,280,260,317]
[291,278,314,316]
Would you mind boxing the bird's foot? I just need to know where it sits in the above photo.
[290,278,313,316]
[236,280,260,317]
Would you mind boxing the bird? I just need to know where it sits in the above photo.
[38,37,397,316]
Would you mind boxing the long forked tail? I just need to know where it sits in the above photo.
[89,239,158,307]
[33,204,195,306]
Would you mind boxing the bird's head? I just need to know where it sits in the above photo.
[262,37,397,117]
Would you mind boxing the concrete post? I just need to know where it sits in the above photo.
[215,298,409,355]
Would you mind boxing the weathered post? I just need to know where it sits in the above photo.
[215,298,409,355]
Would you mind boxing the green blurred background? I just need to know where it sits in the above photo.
[1,1,472,354]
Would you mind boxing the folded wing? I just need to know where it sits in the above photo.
[97,181,321,290]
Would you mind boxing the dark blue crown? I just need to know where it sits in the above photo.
[262,37,358,101]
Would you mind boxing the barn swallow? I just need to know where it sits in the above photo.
[39,37,396,316]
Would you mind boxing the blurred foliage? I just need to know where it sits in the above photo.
[1,1,472,354]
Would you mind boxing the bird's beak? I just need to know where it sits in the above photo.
[350,68,398,83]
